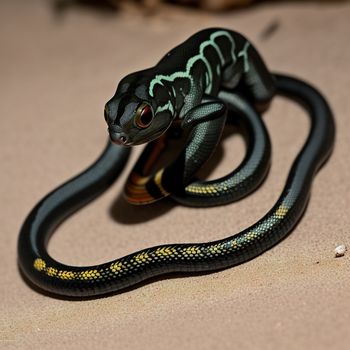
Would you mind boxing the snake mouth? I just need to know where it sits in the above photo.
[108,128,131,146]
[110,137,133,147]
[131,125,172,146]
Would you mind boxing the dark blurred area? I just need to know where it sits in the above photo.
[54,0,120,16]
[53,0,349,15]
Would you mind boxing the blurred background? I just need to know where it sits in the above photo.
[52,0,348,13]
[2,1,350,350]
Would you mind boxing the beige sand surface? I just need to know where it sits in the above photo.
[1,1,350,349]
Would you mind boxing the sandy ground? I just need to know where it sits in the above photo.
[1,1,350,349]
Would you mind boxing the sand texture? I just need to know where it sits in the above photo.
[1,1,350,349]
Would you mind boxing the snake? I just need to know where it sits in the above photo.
[112,29,275,204]
[18,28,335,297]
[125,90,271,207]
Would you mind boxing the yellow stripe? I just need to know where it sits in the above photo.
[129,173,150,186]
[154,168,170,196]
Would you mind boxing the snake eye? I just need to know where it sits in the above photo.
[135,102,154,129]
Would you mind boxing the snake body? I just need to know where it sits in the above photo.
[105,28,275,204]
[18,29,335,297]
[128,91,272,207]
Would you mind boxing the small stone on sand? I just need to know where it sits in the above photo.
[334,244,347,258]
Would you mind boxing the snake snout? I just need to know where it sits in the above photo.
[109,127,129,145]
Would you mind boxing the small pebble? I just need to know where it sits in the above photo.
[334,244,347,258]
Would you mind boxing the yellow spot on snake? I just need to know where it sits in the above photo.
[275,204,289,219]
[110,261,125,273]
[183,246,201,256]
[156,247,177,257]
[135,252,150,263]
[58,270,76,280]
[34,259,101,281]
[33,258,46,271]
[186,184,218,194]
[78,270,100,280]
[245,231,257,241]
[209,244,222,253]
[46,267,58,276]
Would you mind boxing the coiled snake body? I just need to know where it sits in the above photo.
[18,29,335,297]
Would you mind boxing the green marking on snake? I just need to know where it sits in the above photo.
[149,30,236,97]
[155,100,175,115]
[171,86,177,98]
[238,42,251,73]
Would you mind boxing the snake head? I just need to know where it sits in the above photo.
[105,88,175,146]
[105,95,170,146]
[104,94,144,146]
[104,70,176,146]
